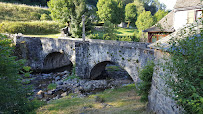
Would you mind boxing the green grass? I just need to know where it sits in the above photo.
[91,27,135,39]
[24,33,61,38]
[47,83,57,90]
[0,2,51,22]
[106,65,121,71]
[115,28,135,37]
[36,84,151,114]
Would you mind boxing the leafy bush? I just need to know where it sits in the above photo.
[40,13,52,20]
[102,21,117,40]
[47,83,57,90]
[0,21,65,34]
[29,12,41,20]
[88,33,100,39]
[0,34,42,113]
[137,61,154,102]
[119,36,132,41]
[21,66,33,77]
[163,22,203,113]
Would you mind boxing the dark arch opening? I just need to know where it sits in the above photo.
[43,52,73,73]
[90,61,133,81]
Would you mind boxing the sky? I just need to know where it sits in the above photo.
[159,0,177,10]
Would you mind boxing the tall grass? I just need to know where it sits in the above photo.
[0,21,65,35]
[0,2,51,22]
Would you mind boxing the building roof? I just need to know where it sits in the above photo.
[174,0,203,9]
[143,11,175,33]
[148,19,203,50]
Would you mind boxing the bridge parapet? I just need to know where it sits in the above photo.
[13,36,154,82]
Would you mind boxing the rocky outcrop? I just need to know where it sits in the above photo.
[23,70,133,101]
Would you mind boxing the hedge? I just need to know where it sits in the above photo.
[0,21,65,35]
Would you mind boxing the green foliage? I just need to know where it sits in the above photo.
[97,0,125,24]
[132,30,140,42]
[48,0,87,38]
[119,36,132,41]
[163,22,203,113]
[48,0,73,23]
[153,9,168,23]
[21,66,32,77]
[102,21,117,40]
[140,0,166,15]
[0,2,51,22]
[40,13,52,20]
[88,33,100,39]
[0,34,41,113]
[0,21,65,35]
[0,0,47,6]
[133,0,145,15]
[135,10,154,39]
[47,83,57,90]
[125,3,137,27]
[137,61,154,102]
[136,11,154,31]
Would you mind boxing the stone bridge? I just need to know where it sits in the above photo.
[14,36,154,82]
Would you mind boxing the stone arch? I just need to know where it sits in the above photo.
[90,61,132,80]
[43,52,73,72]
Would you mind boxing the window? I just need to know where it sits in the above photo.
[196,10,202,20]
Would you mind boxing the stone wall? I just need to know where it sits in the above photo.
[13,36,154,82]
[14,36,76,72]
[147,49,182,114]
[74,40,154,82]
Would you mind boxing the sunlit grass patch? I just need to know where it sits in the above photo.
[24,33,61,38]
[36,84,150,114]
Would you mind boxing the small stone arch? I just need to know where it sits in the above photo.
[90,61,133,80]
[43,52,73,72]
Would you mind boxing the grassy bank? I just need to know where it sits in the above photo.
[92,27,135,39]
[36,84,149,114]
[0,21,65,35]
[0,2,50,22]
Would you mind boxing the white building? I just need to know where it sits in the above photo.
[144,0,202,43]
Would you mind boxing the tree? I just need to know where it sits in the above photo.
[0,34,41,113]
[102,21,117,40]
[48,0,86,38]
[135,11,154,31]
[48,0,74,23]
[134,0,145,15]
[140,0,166,15]
[121,0,134,6]
[125,3,137,27]
[97,0,124,25]
[135,11,154,38]
[153,9,168,23]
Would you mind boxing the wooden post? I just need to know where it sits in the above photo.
[82,15,85,42]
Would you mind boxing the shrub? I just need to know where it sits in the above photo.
[0,34,42,113]
[163,21,203,113]
[119,36,132,41]
[29,12,41,20]
[102,21,117,40]
[0,21,65,34]
[88,34,100,39]
[137,61,154,102]
[47,83,57,90]
[40,13,52,20]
